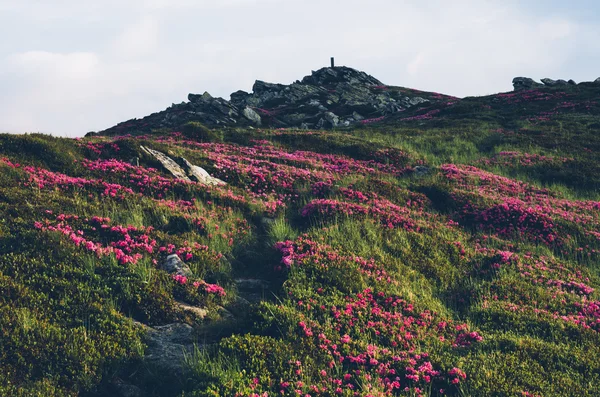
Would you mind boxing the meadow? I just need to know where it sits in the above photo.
[0,82,599,396]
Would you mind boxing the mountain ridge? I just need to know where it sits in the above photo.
[94,66,600,137]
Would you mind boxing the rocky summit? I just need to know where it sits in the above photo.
[96,66,451,135]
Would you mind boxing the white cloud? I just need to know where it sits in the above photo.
[112,16,159,59]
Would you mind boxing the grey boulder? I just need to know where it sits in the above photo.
[512,77,543,91]
[140,146,190,181]
[242,107,262,125]
[144,323,196,373]
[160,254,192,277]
[180,157,226,186]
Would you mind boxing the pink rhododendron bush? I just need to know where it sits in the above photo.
[1,95,600,397]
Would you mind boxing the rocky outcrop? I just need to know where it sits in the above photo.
[98,66,449,135]
[141,146,226,185]
[514,76,595,91]
[179,157,226,186]
[187,91,239,125]
[140,146,190,181]
[513,77,543,91]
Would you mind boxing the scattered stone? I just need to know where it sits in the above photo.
[140,146,190,181]
[159,254,192,277]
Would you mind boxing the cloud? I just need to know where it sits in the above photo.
[112,16,159,59]
[538,19,573,40]
[8,51,99,81]
[407,52,426,76]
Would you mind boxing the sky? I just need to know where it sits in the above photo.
[0,0,599,137]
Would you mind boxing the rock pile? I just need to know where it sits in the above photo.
[97,66,443,135]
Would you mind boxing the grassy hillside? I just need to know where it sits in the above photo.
[0,83,599,396]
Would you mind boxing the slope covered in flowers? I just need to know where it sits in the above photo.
[1,84,600,396]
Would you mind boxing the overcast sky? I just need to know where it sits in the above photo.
[1,0,599,137]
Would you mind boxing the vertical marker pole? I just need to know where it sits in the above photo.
[331,57,335,68]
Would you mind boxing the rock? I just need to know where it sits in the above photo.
[144,323,196,373]
[188,91,213,103]
[323,112,339,127]
[217,306,235,320]
[230,90,250,106]
[175,300,208,319]
[301,66,383,86]
[253,80,286,94]
[242,107,262,125]
[352,111,364,121]
[235,278,269,290]
[512,77,543,91]
[111,379,142,397]
[140,146,191,181]
[413,166,430,176]
[179,157,226,186]
[159,254,192,277]
[407,97,429,106]
[541,78,568,87]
